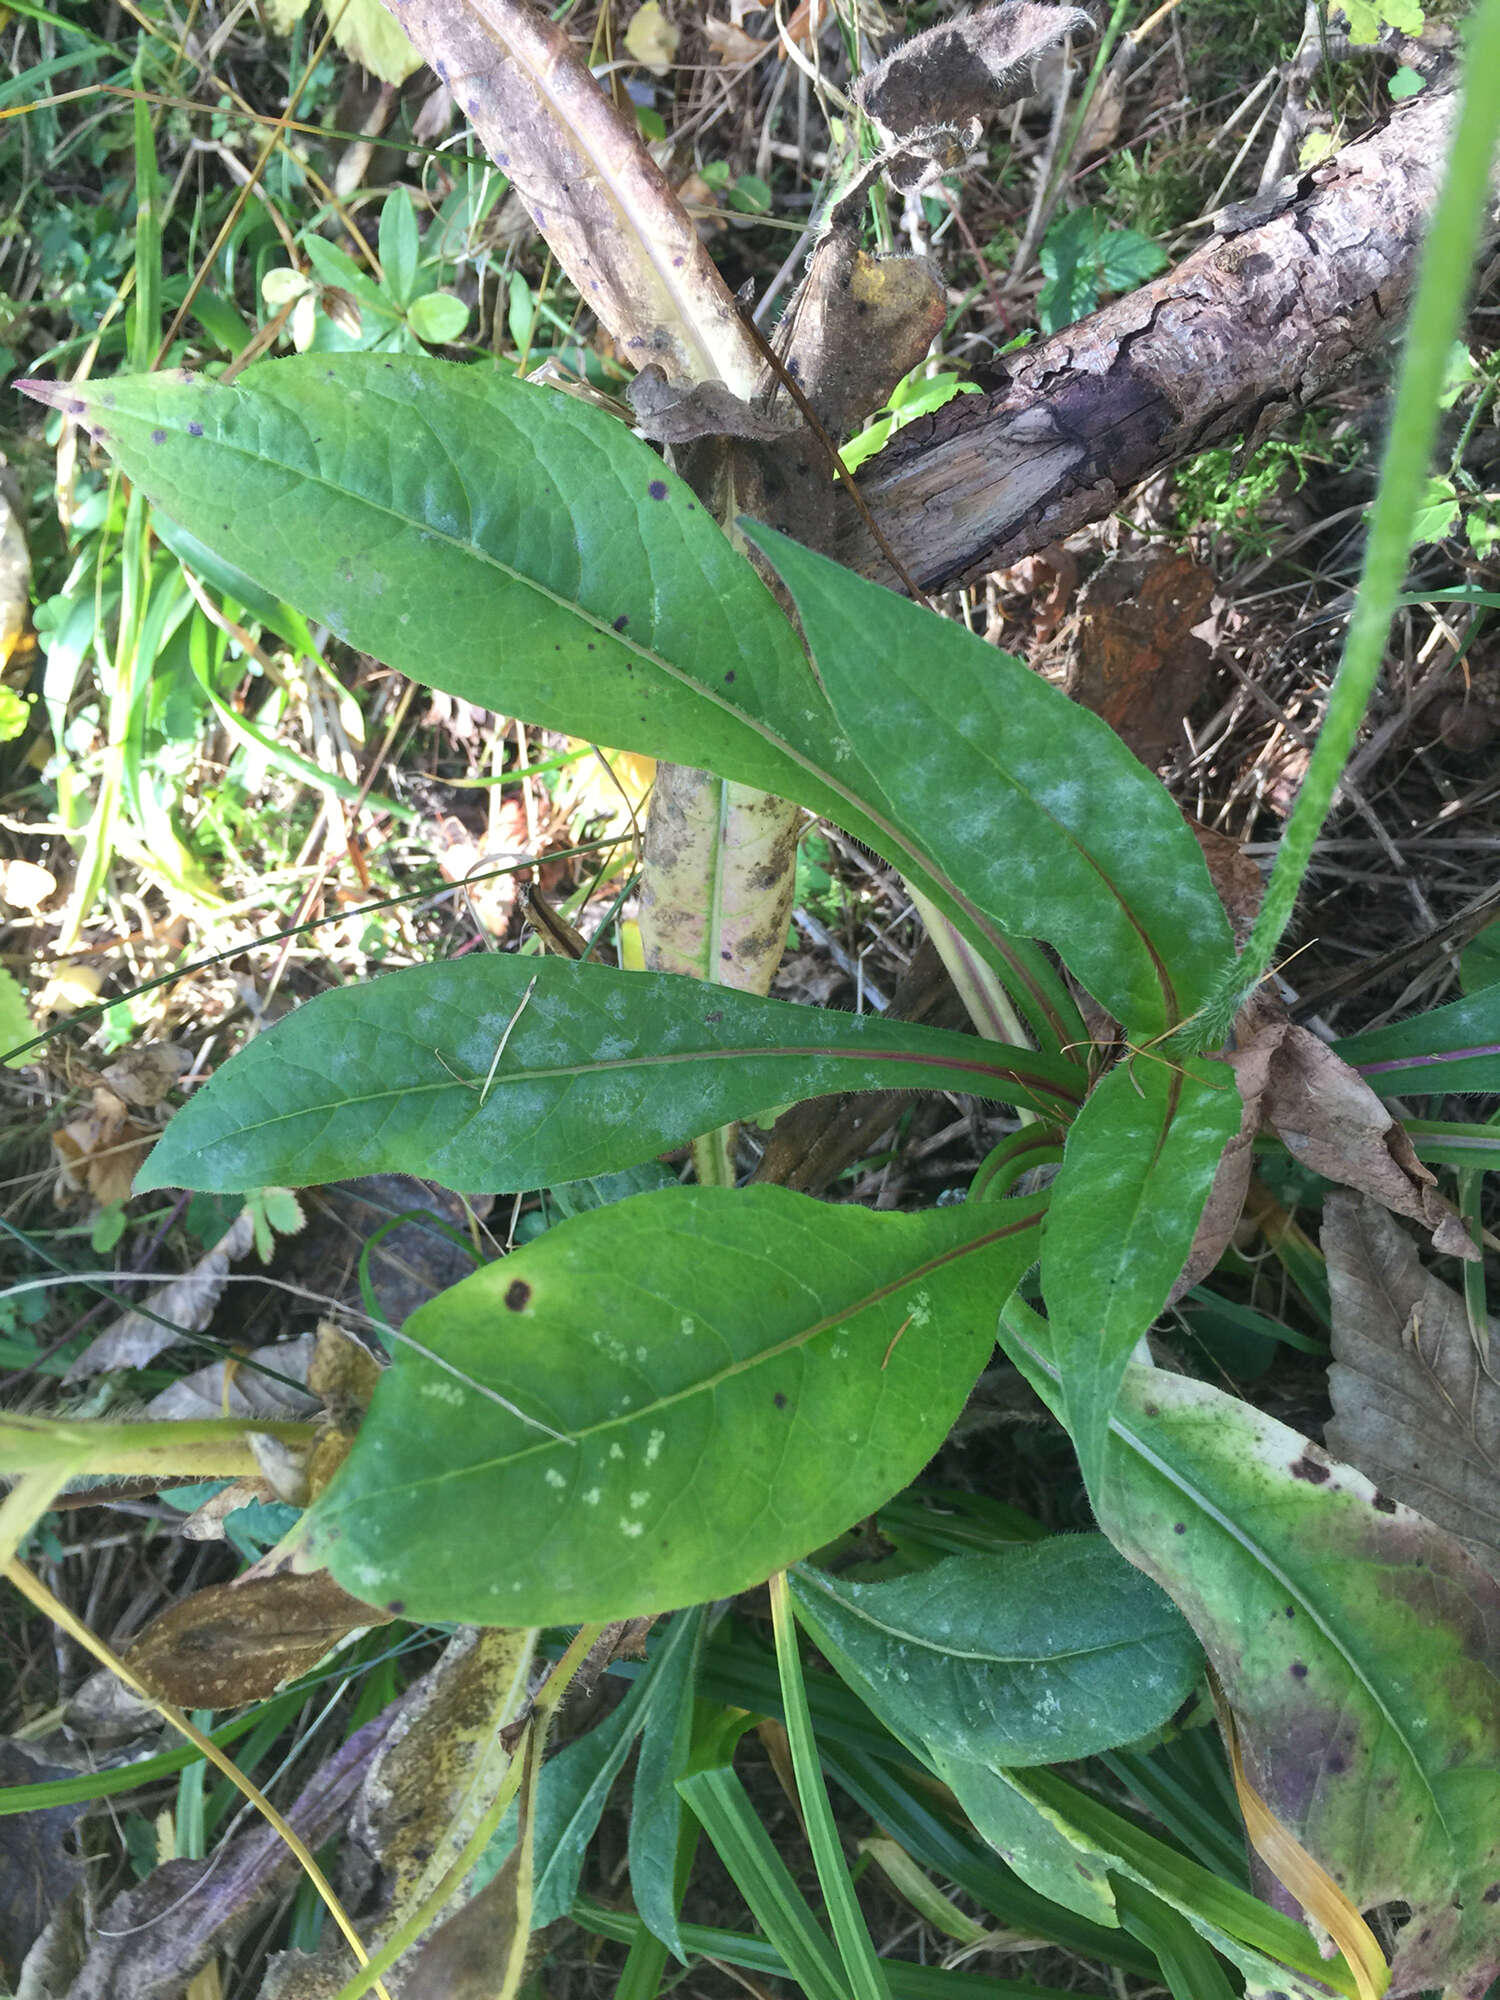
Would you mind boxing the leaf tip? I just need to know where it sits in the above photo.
[15,377,86,417]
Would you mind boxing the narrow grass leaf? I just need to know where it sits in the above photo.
[679,1764,851,2000]
[629,1606,708,1959]
[772,1571,893,2000]
[1334,984,1500,1097]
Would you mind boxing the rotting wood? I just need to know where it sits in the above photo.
[836,86,1488,593]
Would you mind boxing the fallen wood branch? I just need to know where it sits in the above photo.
[837,85,1481,592]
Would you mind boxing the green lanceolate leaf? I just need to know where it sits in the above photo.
[136,956,1082,1195]
[1097,1365,1500,2000]
[744,525,1237,1037]
[23,355,830,799]
[23,355,1204,1050]
[299,1186,1043,1625]
[1334,982,1500,1098]
[790,1537,1202,1771]
[1039,1055,1238,1494]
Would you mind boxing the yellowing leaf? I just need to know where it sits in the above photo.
[261,0,423,84]
[261,0,309,33]
[0,967,32,1067]
[330,0,424,85]
[624,0,679,75]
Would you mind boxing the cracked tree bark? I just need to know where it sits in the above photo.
[830,84,1483,593]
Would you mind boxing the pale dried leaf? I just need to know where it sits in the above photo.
[627,363,798,443]
[778,237,946,435]
[260,1628,536,1995]
[1264,1026,1478,1260]
[100,1041,191,1108]
[1324,1192,1500,1577]
[637,768,800,994]
[143,1331,320,1422]
[332,0,424,83]
[177,1476,280,1542]
[702,14,767,63]
[52,1086,154,1209]
[67,1211,257,1380]
[1,858,55,912]
[0,459,30,669]
[1174,1006,1283,1300]
[384,0,762,391]
[262,0,309,32]
[855,1,1095,146]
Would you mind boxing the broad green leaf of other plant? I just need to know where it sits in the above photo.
[790,1536,1202,1768]
[1097,1368,1500,2000]
[1040,1054,1239,1493]
[134,957,1082,1195]
[746,525,1235,1037]
[1007,1304,1500,2000]
[298,1186,1043,1624]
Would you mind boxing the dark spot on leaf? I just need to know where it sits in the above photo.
[386,1599,405,1615]
[505,1279,531,1311]
[587,642,595,651]
[1325,1752,1347,1774]
[1290,1662,1308,1679]
[1290,1455,1329,1483]
[1484,1884,1500,1904]
[721,949,733,960]
[66,397,86,414]
[773,1393,787,1410]
[151,429,167,443]
[1172,1521,1185,1534]
[613,614,629,631]
[1285,1604,1295,1618]
[704,1010,722,1023]
[724,670,736,683]
[1372,1491,1397,1512]
[187,422,204,437]
[1143,1401,1160,1418]
[648,479,668,501]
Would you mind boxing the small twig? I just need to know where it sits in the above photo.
[479,973,539,1106]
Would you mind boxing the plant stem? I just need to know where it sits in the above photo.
[0,1413,319,1477]
[1189,5,1500,1046]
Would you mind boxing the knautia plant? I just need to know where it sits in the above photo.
[10,8,1500,1987]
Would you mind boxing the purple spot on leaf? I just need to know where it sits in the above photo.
[648,479,668,501]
